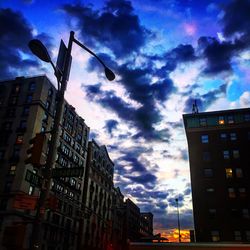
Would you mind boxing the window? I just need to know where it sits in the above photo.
[46,101,51,110]
[28,186,34,195]
[41,126,46,133]
[246,231,250,241]
[218,116,225,125]
[228,115,234,124]
[9,165,16,175]
[43,113,48,122]
[204,168,213,177]
[211,231,220,242]
[228,188,236,198]
[242,209,249,219]
[26,94,33,103]
[22,106,29,116]
[208,209,216,218]
[15,135,24,144]
[6,108,16,117]
[244,114,250,122]
[231,209,239,218]
[200,118,207,126]
[239,188,247,198]
[234,231,241,241]
[29,81,36,91]
[235,168,243,178]
[0,150,5,160]
[19,120,27,129]
[48,88,53,97]
[201,135,209,143]
[225,168,233,178]
[230,133,237,141]
[206,187,215,193]
[203,152,211,161]
[3,122,12,131]
[233,150,240,159]
[9,96,18,105]
[223,150,230,159]
[12,84,20,93]
[220,133,227,140]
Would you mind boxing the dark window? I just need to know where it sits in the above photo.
[201,135,209,143]
[208,209,216,218]
[230,133,237,141]
[239,188,247,198]
[26,94,33,103]
[22,106,29,116]
[12,85,20,93]
[0,150,5,160]
[233,150,240,159]
[200,118,207,126]
[242,209,249,219]
[19,120,27,129]
[206,187,214,193]
[29,82,36,91]
[3,122,12,131]
[228,115,234,124]
[9,96,18,105]
[6,108,16,117]
[211,230,220,242]
[46,101,51,110]
[223,150,230,159]
[204,168,213,177]
[228,188,236,198]
[235,168,243,178]
[48,88,53,97]
[220,133,227,140]
[234,231,241,241]
[244,114,250,122]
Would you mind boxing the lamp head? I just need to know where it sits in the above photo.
[104,67,115,81]
[28,39,51,63]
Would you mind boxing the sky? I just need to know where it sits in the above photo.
[1,0,250,240]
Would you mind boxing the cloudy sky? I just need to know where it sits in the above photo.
[1,0,250,240]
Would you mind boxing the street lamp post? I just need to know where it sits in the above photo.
[28,31,115,250]
[175,198,181,243]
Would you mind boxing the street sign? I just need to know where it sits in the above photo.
[52,167,84,178]
[25,169,42,187]
[13,194,38,210]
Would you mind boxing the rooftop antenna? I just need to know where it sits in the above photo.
[192,100,199,114]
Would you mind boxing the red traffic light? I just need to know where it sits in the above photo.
[25,133,46,166]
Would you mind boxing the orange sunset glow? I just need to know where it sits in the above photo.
[155,229,190,242]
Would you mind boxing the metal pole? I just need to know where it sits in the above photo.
[30,31,75,250]
[77,142,92,250]
[175,198,181,243]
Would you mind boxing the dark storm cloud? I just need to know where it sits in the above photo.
[222,0,250,42]
[155,209,193,229]
[62,0,153,58]
[183,83,227,112]
[104,119,119,135]
[84,81,172,141]
[0,8,52,79]
[198,36,244,75]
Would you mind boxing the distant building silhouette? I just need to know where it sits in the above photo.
[183,108,250,242]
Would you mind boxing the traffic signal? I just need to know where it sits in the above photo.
[25,133,46,166]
